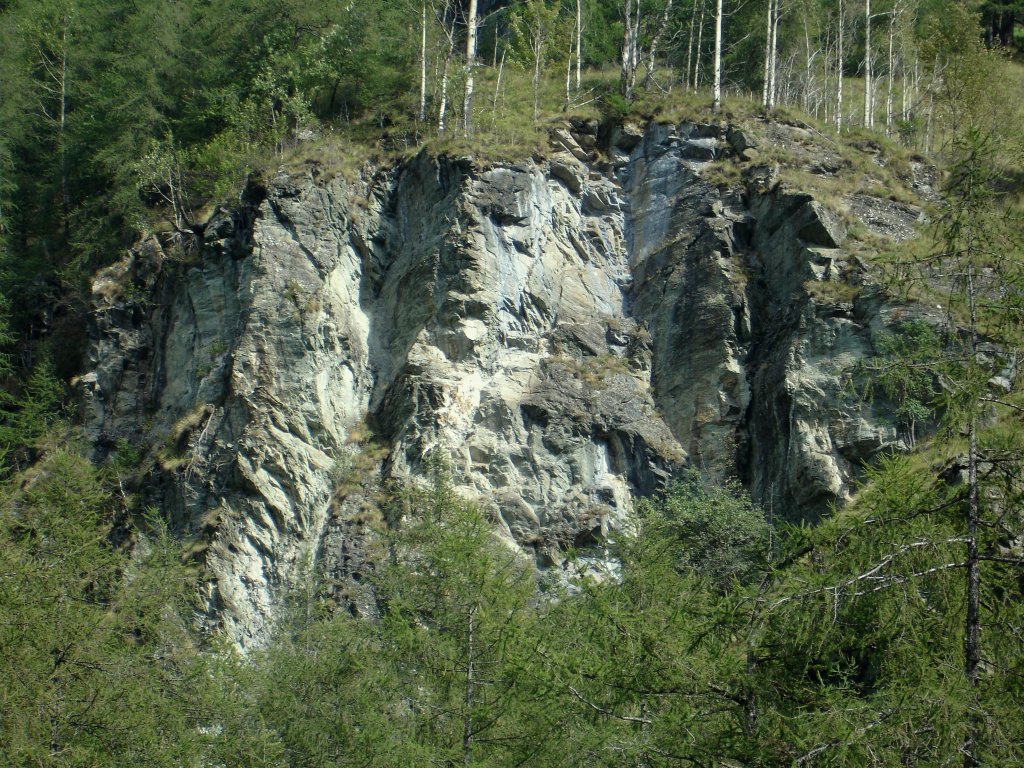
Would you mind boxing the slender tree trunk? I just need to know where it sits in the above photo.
[645,0,675,89]
[439,52,451,134]
[963,332,981,768]
[905,54,913,123]
[59,33,69,235]
[39,17,72,238]
[837,0,844,130]
[420,3,429,123]
[622,0,636,99]
[630,0,641,94]
[885,8,895,135]
[768,0,779,108]
[463,608,476,766]
[712,0,723,111]
[567,33,574,106]
[864,0,872,127]
[686,0,698,90]
[924,54,937,153]
[695,0,706,90]
[763,0,774,108]
[963,173,981,767]
[576,0,583,92]
[493,44,506,114]
[803,15,814,112]
[463,0,479,135]
[527,8,550,123]
[438,4,455,136]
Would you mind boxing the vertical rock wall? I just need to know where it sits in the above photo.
[80,119,918,645]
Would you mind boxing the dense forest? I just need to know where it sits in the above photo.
[2,0,1024,765]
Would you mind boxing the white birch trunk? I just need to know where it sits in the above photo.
[763,0,774,108]
[803,15,813,112]
[686,0,697,90]
[438,44,452,134]
[628,0,640,97]
[622,0,635,99]
[768,0,779,108]
[566,33,573,105]
[886,9,895,134]
[695,0,706,89]
[713,0,723,111]
[463,0,479,135]
[420,4,428,123]
[864,0,872,128]
[837,0,844,130]
[576,0,583,92]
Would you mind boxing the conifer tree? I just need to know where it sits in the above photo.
[377,465,537,766]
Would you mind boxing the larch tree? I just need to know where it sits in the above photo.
[376,465,537,767]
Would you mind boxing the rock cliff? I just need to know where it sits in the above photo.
[79,117,929,645]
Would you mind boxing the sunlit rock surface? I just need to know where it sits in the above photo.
[81,118,919,645]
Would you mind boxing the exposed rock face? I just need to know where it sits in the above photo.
[80,118,917,645]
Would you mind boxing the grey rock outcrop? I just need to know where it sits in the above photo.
[81,118,919,645]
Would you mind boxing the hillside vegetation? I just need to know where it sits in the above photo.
[1,0,1024,766]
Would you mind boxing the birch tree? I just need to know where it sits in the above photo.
[837,0,845,128]
[510,0,565,120]
[885,2,896,132]
[575,0,583,92]
[864,0,873,126]
[643,0,676,90]
[694,0,707,88]
[762,0,781,109]
[712,0,723,110]
[621,0,640,100]
[436,0,457,135]
[420,3,429,123]
[462,0,478,135]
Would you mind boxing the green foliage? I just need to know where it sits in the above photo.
[509,0,571,118]
[769,52,1024,763]
[0,450,222,767]
[861,319,942,444]
[0,356,64,475]
[4,439,1021,766]
[250,459,543,767]
[379,466,539,765]
[632,470,772,589]
[0,2,1020,766]
[751,450,1024,765]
